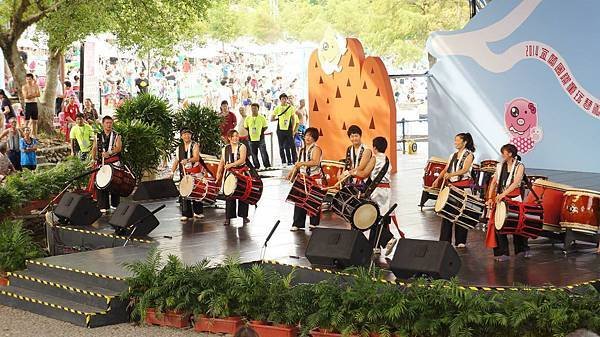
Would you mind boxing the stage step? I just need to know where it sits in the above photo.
[0,260,129,328]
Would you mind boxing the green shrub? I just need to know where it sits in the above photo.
[0,220,45,273]
[114,120,165,180]
[173,104,224,156]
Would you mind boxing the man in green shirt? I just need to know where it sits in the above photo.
[271,93,297,165]
[69,113,94,160]
[244,103,271,169]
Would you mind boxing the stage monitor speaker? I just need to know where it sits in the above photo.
[305,228,371,268]
[109,203,159,237]
[54,192,101,227]
[390,239,461,280]
[132,179,179,201]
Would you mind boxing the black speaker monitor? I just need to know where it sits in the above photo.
[109,203,159,237]
[54,192,101,227]
[132,179,179,201]
[305,228,371,268]
[390,239,461,280]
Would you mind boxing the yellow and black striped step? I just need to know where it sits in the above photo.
[7,270,119,309]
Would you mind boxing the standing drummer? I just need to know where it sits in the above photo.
[170,128,204,221]
[432,132,476,248]
[288,127,323,232]
[216,129,250,226]
[485,144,530,261]
[342,125,372,188]
[91,116,122,213]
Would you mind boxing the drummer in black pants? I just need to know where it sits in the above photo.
[91,116,122,213]
[432,133,476,248]
[169,128,204,221]
[216,129,250,226]
[485,144,529,261]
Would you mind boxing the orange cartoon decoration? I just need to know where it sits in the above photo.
[308,32,397,172]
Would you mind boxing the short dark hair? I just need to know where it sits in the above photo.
[25,73,34,79]
[304,127,319,141]
[180,128,192,135]
[76,113,84,119]
[220,80,227,86]
[250,103,260,108]
[234,327,259,337]
[227,129,239,138]
[65,80,72,87]
[102,116,113,122]
[347,125,362,137]
[221,100,229,106]
[500,143,521,161]
[372,137,388,152]
[279,93,288,99]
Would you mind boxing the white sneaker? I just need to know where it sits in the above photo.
[456,243,466,248]
[385,238,398,256]
[100,209,108,214]
[309,225,317,229]
[194,214,205,219]
[290,226,299,232]
[523,251,532,258]
[180,216,188,221]
[373,248,381,255]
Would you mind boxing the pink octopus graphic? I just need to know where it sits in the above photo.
[504,97,543,154]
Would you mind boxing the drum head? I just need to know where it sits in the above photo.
[434,187,451,213]
[353,203,379,231]
[95,165,113,189]
[223,174,238,196]
[494,202,507,230]
[179,175,195,197]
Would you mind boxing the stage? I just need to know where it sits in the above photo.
[39,150,600,288]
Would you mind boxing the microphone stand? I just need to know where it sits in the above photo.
[260,220,281,262]
[369,203,398,273]
[122,204,166,247]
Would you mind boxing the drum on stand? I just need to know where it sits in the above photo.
[223,168,263,205]
[524,179,572,232]
[286,174,327,217]
[478,159,498,199]
[422,156,447,195]
[320,160,346,193]
[95,164,136,197]
[560,189,600,234]
[201,155,221,183]
[179,175,219,204]
[494,199,543,238]
[435,186,485,230]
[331,186,380,231]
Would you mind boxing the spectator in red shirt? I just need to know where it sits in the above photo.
[219,100,237,142]
[63,95,80,142]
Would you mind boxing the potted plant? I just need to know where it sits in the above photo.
[307,276,348,337]
[113,120,166,182]
[173,103,224,156]
[0,220,45,285]
[194,258,243,334]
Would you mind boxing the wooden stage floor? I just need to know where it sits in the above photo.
[39,150,600,288]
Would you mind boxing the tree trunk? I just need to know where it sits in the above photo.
[2,39,27,102]
[39,48,62,133]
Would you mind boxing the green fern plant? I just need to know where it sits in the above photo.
[114,120,165,180]
[0,220,45,274]
[173,103,224,156]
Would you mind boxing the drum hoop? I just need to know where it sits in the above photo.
[428,156,448,164]
[320,160,346,169]
[560,222,599,233]
[352,202,379,231]
[223,174,239,195]
[179,175,195,197]
[494,202,507,230]
[96,165,113,188]
[564,189,600,198]
[434,187,451,213]
[533,179,572,191]
[423,187,441,194]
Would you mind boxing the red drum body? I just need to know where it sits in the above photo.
[560,190,600,234]
[95,164,136,197]
[223,168,263,205]
[320,160,346,190]
[331,186,380,231]
[201,155,221,182]
[179,175,219,204]
[524,179,571,232]
[423,157,447,195]
[494,199,543,238]
[286,174,327,217]
[435,186,485,230]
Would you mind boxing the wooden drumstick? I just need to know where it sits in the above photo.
[326,173,352,191]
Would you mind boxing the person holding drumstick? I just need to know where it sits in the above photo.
[485,144,530,261]
[170,128,204,221]
[91,116,122,213]
[432,132,476,248]
[216,129,250,226]
[288,127,323,232]
[342,125,372,188]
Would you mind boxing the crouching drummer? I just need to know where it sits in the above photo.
[91,116,122,213]
[170,128,204,221]
[485,144,530,261]
[216,129,250,226]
